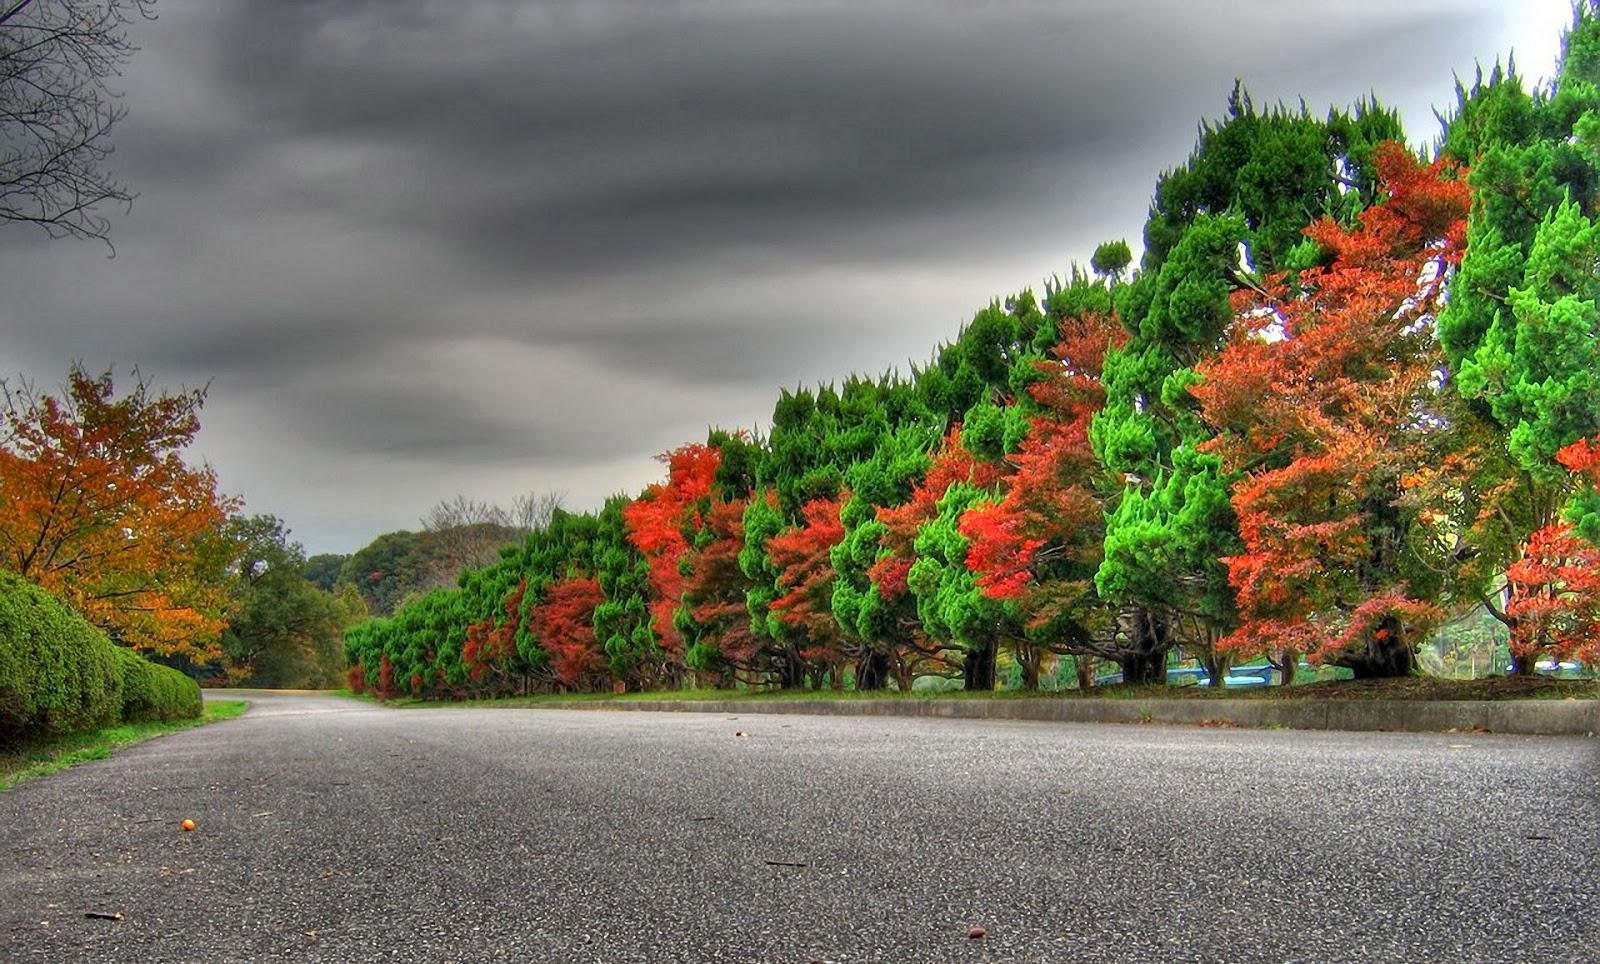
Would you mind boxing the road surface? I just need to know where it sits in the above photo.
[0,691,1595,962]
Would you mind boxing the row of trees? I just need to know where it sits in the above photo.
[345,10,1600,699]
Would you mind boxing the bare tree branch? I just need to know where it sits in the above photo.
[509,489,564,533]
[0,0,156,244]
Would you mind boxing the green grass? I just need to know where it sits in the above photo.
[0,700,249,792]
[367,673,1597,709]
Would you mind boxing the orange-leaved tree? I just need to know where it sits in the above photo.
[0,366,238,660]
[1193,144,1470,676]
[679,495,758,682]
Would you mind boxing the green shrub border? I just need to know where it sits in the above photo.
[1,572,201,744]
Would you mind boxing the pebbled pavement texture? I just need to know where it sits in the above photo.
[0,691,1595,963]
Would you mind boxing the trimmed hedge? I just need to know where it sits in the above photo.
[113,646,202,722]
[0,571,121,739]
[0,571,201,743]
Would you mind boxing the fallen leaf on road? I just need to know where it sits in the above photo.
[967,926,987,939]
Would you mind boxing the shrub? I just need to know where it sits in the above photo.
[114,647,202,722]
[0,571,122,741]
[376,654,398,701]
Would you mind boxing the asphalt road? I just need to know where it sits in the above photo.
[0,692,1595,963]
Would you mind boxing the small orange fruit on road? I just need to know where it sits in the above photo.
[180,819,196,832]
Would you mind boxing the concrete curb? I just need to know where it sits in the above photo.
[557,696,1599,736]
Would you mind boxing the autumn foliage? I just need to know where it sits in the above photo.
[1195,145,1471,669]
[0,367,237,661]
[871,428,1000,599]
[768,495,847,665]
[532,577,606,686]
[1502,439,1600,667]
[622,442,719,657]
[961,312,1122,618]
[680,496,759,676]
[463,578,526,686]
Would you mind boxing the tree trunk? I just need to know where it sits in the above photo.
[1202,652,1231,688]
[1120,648,1166,685]
[776,656,806,690]
[1333,616,1416,679]
[1017,642,1041,691]
[1279,648,1298,687]
[1117,608,1171,685]
[963,641,997,691]
[856,650,890,691]
[891,653,914,693]
[1075,654,1094,690]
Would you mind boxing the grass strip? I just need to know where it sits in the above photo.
[0,700,249,791]
[361,675,1597,709]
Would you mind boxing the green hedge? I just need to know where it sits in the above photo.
[1,571,201,743]
[113,646,202,722]
[0,571,122,739]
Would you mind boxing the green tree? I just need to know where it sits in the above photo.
[1091,214,1245,682]
[1089,89,1401,681]
[592,495,660,690]
[303,553,348,591]
[1436,8,1600,652]
[337,530,443,616]
[908,482,1020,690]
[222,515,360,688]
[1090,239,1132,282]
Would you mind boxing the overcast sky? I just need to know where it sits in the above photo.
[0,0,1575,554]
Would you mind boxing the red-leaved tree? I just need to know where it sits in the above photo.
[622,443,720,677]
[1503,438,1600,668]
[680,497,759,683]
[960,311,1123,684]
[463,578,527,691]
[768,495,848,684]
[868,428,1004,678]
[531,576,607,688]
[1194,143,1471,676]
